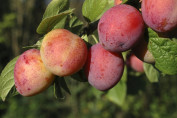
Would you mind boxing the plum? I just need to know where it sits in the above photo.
[132,38,155,63]
[40,29,87,77]
[14,49,54,96]
[142,0,177,32]
[128,54,144,72]
[84,43,124,91]
[98,4,145,52]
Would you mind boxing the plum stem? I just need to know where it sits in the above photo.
[91,35,98,43]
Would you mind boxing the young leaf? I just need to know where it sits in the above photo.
[143,63,159,83]
[43,0,69,19]
[82,0,107,22]
[148,38,177,75]
[81,34,89,43]
[37,9,74,35]
[0,56,19,101]
[106,66,127,106]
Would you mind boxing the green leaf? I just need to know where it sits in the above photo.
[23,38,43,49]
[69,69,87,82]
[172,38,177,43]
[106,81,127,106]
[91,87,105,99]
[148,28,177,75]
[148,37,177,75]
[53,16,68,29]
[106,66,127,106]
[148,28,159,38]
[82,0,107,22]
[0,56,19,101]
[43,0,69,19]
[6,86,19,98]
[53,79,64,99]
[60,77,71,95]
[69,15,83,28]
[122,0,128,3]
[81,34,89,43]
[105,0,114,10]
[67,14,83,34]
[53,77,71,99]
[143,63,160,83]
[36,9,74,35]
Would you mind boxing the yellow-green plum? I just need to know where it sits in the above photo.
[84,43,124,91]
[14,49,54,96]
[142,0,177,32]
[40,29,87,77]
[98,4,145,52]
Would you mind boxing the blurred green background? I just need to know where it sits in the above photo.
[0,0,176,118]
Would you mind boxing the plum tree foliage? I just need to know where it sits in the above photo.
[0,0,176,107]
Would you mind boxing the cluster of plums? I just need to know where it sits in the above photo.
[14,29,87,96]
[14,0,177,96]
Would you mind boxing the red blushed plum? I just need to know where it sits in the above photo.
[98,4,144,52]
[128,54,144,72]
[14,49,54,96]
[84,43,124,91]
[132,38,155,64]
[40,29,87,77]
[142,0,177,32]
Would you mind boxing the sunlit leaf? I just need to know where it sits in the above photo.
[37,9,74,35]
[82,0,107,22]
[43,0,69,19]
[144,63,160,83]
[0,56,19,101]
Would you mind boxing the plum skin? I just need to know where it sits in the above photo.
[14,49,54,96]
[128,54,144,72]
[98,4,145,52]
[132,38,155,64]
[84,43,124,91]
[142,0,177,32]
[40,29,87,77]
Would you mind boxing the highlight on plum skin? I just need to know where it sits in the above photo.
[84,43,124,91]
[141,0,177,32]
[14,49,55,97]
[98,4,145,52]
[40,29,87,77]
[128,54,144,73]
